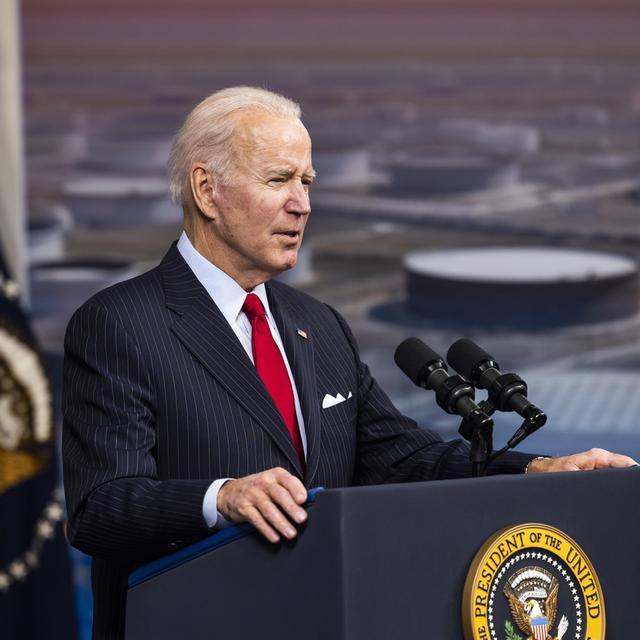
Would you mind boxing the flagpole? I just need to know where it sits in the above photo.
[0,0,28,304]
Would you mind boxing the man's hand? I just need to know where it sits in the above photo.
[217,467,308,543]
[527,448,637,474]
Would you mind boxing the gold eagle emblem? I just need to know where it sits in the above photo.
[504,567,568,640]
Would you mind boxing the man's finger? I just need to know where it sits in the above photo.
[255,497,298,540]
[244,505,281,544]
[273,467,308,504]
[569,448,632,470]
[266,483,308,525]
[591,449,637,468]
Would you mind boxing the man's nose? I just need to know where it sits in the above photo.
[285,181,311,216]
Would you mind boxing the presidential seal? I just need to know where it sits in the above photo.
[462,524,605,640]
[0,320,53,493]
[0,288,64,595]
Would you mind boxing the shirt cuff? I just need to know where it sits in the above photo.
[202,478,234,529]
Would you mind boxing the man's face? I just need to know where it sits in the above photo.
[209,110,314,289]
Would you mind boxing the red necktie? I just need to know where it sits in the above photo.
[242,293,305,468]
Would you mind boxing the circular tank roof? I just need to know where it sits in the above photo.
[404,247,637,284]
[64,175,166,197]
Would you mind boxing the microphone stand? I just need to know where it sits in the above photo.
[458,398,495,478]
[458,397,544,476]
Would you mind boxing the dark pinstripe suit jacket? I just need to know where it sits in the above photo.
[62,243,533,639]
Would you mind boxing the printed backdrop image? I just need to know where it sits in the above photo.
[4,0,640,636]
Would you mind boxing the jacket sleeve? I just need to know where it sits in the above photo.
[62,301,211,560]
[325,306,536,485]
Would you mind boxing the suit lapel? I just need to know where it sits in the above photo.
[267,282,322,488]
[160,245,304,477]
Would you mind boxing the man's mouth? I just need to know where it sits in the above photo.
[275,231,300,239]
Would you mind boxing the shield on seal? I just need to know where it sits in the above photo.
[531,617,548,640]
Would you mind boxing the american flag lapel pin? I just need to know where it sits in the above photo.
[297,328,308,339]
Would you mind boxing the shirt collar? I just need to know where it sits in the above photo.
[176,231,273,326]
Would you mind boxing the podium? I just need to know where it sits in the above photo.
[126,467,639,639]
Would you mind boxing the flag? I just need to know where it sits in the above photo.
[0,252,77,638]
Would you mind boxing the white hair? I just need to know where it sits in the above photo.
[167,86,302,207]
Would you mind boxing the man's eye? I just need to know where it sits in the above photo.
[269,177,286,183]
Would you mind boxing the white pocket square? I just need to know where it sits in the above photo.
[322,392,352,409]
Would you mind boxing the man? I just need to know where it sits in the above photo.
[62,87,635,639]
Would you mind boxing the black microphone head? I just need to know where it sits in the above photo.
[394,337,447,386]
[447,338,498,382]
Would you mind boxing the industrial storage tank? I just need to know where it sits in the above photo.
[404,247,639,330]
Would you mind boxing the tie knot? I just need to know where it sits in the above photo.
[242,293,266,323]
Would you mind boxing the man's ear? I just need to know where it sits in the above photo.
[189,163,217,220]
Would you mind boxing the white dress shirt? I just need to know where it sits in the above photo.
[176,232,307,528]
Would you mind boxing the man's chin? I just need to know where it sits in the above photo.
[279,249,299,271]
[254,255,296,283]
[277,261,296,276]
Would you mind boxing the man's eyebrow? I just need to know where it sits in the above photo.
[268,167,317,180]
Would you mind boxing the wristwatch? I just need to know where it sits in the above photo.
[524,456,549,474]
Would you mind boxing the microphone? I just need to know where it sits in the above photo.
[446,339,547,434]
[394,337,492,431]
